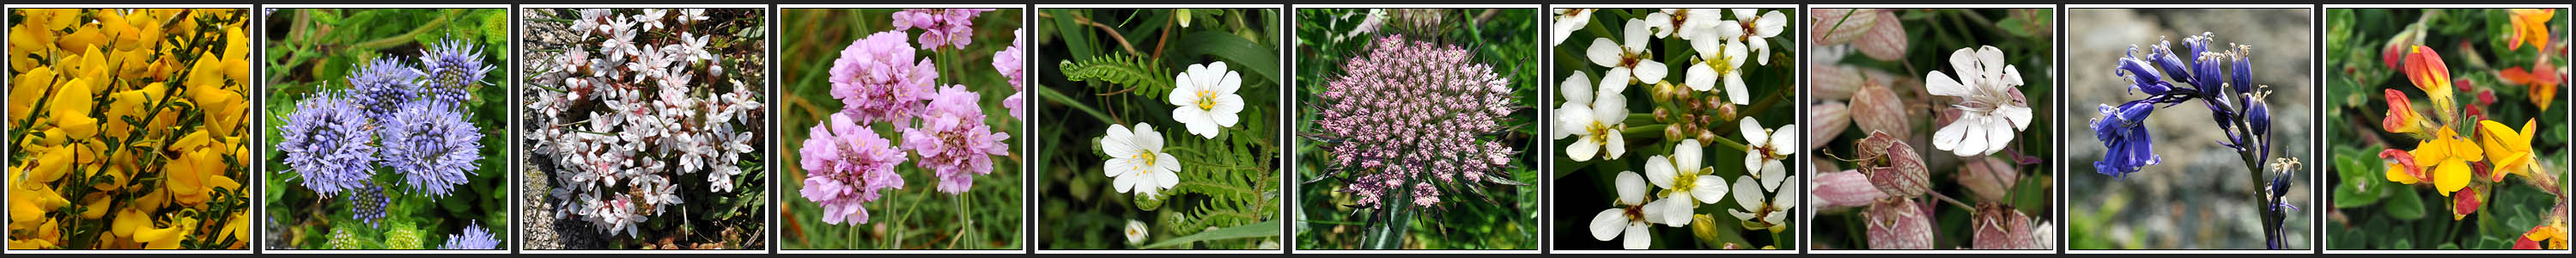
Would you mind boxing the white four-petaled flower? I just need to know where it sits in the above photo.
[1740,117,1797,176]
[1685,35,1751,104]
[1643,139,1729,226]
[1926,46,2033,157]
[1550,9,1596,46]
[1169,61,1245,138]
[1589,171,1656,249]
[1728,161,1797,230]
[1558,71,1628,161]
[1724,9,1789,65]
[1101,123,1181,199]
[1588,19,1669,87]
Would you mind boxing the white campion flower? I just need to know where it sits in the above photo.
[1168,61,1245,138]
[1101,123,1182,199]
[1728,9,1789,65]
[1643,139,1729,226]
[1124,219,1151,246]
[1588,19,1668,87]
[1739,117,1796,176]
[1926,46,2032,157]
[1684,35,1750,104]
[1728,162,1797,230]
[1550,9,1596,46]
[1589,171,1656,249]
[1557,71,1627,161]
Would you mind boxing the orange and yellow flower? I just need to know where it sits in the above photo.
[2506,9,2556,51]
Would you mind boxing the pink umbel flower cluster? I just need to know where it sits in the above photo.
[1312,34,1522,209]
[799,113,908,224]
[892,9,995,51]
[830,31,939,124]
[907,85,1013,194]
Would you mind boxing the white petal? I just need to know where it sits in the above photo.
[1673,139,1703,170]
[1602,67,1634,87]
[1771,124,1800,156]
[1641,199,1671,224]
[1755,10,1789,37]
[1622,222,1652,249]
[1686,62,1719,91]
[1741,117,1769,147]
[1105,157,1139,178]
[1772,176,1800,209]
[1953,116,1990,157]
[1621,19,1650,51]
[1658,196,1693,225]
[1567,139,1602,162]
[1214,70,1242,93]
[1724,71,1749,105]
[1631,60,1669,84]
[1732,175,1765,212]
[1212,95,1245,126]
[1102,125,1140,157]
[1760,161,1786,191]
[1749,36,1773,65]
[1169,73,1199,106]
[1691,175,1729,205]
[1588,38,1625,67]
[1604,132,1628,159]
[1644,156,1678,188]
[1948,47,1984,81]
[1983,116,2016,155]
[1729,209,1760,222]
[1113,169,1139,193]
[1713,20,1745,40]
[1999,64,2026,87]
[1590,209,1629,241]
[1558,106,1597,137]
[1975,46,2007,78]
[1156,161,1182,189]
[1561,71,1593,103]
[1134,124,1164,150]
[1643,12,1674,39]
[1615,171,1648,206]
[1594,93,1627,124]
[1931,116,1967,151]
[1925,71,1971,97]
[2001,105,2033,130]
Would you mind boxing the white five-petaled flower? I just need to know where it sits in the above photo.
[1684,35,1751,104]
[1101,124,1182,199]
[1643,139,1729,226]
[1558,71,1628,161]
[1722,9,1789,65]
[1740,117,1797,176]
[1169,61,1245,138]
[1728,161,1797,230]
[1926,46,2033,157]
[1550,9,1597,46]
[1588,19,1669,87]
[1589,171,1656,249]
[1124,219,1151,246]
[679,9,709,22]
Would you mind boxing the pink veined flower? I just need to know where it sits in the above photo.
[799,113,908,224]
[905,85,1012,194]
[830,31,939,124]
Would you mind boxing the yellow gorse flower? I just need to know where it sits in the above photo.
[8,8,248,250]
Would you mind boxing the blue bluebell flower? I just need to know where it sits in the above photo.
[378,99,483,199]
[440,221,499,249]
[281,91,378,196]
[418,37,490,105]
[2091,101,2161,178]
[351,57,425,119]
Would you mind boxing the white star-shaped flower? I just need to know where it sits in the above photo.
[1169,61,1244,138]
[1102,123,1181,199]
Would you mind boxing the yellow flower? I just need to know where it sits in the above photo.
[167,149,221,206]
[2409,126,2484,196]
[2475,119,2538,181]
[132,218,191,249]
[111,208,147,238]
[2507,9,2556,51]
[52,77,100,140]
[220,212,248,249]
[223,27,248,83]
[9,183,69,227]
[79,193,112,219]
[11,66,56,121]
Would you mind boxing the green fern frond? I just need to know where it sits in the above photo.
[1058,54,1175,98]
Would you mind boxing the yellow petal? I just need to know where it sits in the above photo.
[2433,159,2471,196]
[2386,161,2421,184]
[112,208,146,237]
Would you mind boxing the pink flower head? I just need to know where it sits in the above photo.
[993,28,1026,120]
[830,31,939,124]
[905,85,1012,194]
[891,9,994,51]
[1313,34,1520,209]
[798,113,908,224]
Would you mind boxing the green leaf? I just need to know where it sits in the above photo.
[1139,220,1280,249]
[2386,185,2426,220]
[1057,53,1176,97]
[1170,31,1280,86]
[1363,187,1412,249]
[2331,155,2384,207]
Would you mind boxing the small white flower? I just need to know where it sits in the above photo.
[1101,123,1181,199]
[1587,19,1669,87]
[1549,9,1596,46]
[1643,139,1728,226]
[635,9,669,32]
[1730,9,1789,65]
[1684,35,1750,104]
[1727,166,1797,230]
[679,9,709,22]
[680,32,714,64]
[1124,219,1151,246]
[1557,71,1627,161]
[1643,9,1722,40]
[1739,117,1797,176]
[1926,46,2032,157]
[1168,61,1244,138]
[1588,171,1655,249]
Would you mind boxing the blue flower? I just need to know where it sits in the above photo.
[2091,101,2162,178]
[378,99,483,198]
[440,221,498,249]
[281,91,377,196]
[351,57,425,119]
[417,37,489,104]
[351,185,387,227]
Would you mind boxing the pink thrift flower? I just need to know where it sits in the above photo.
[799,113,907,224]
[891,9,994,50]
[992,28,1025,120]
[905,85,1012,194]
[829,31,939,124]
